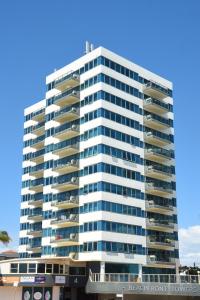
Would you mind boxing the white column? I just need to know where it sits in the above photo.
[100,261,105,282]
[138,264,142,282]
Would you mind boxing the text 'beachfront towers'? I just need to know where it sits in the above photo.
[19,46,179,275]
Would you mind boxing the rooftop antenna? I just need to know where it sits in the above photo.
[85,41,90,54]
[85,41,95,54]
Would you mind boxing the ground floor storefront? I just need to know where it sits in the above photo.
[0,286,200,300]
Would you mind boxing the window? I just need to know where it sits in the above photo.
[60,265,64,274]
[19,263,27,273]
[10,263,18,273]
[53,264,59,274]
[37,263,45,273]
[46,264,52,273]
[28,264,36,273]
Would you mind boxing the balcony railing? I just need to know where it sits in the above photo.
[51,195,79,209]
[54,72,79,91]
[28,198,43,207]
[145,131,172,147]
[26,244,42,253]
[146,200,174,213]
[147,237,175,249]
[89,272,200,284]
[54,90,80,107]
[143,81,172,100]
[27,229,42,237]
[27,213,43,222]
[54,124,79,140]
[54,106,79,123]
[53,143,79,157]
[145,165,173,180]
[147,255,176,265]
[51,214,79,227]
[31,121,45,135]
[145,182,173,196]
[52,177,79,191]
[144,97,170,114]
[146,218,174,231]
[31,108,45,122]
[144,114,171,130]
[50,233,78,246]
[53,159,78,174]
[31,134,45,150]
[29,149,45,163]
[145,147,173,163]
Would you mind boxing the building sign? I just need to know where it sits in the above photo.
[55,276,66,284]
[86,282,200,296]
[35,276,46,284]
[20,276,35,283]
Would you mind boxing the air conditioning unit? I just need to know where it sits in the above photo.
[70,195,76,201]
[71,177,77,183]
[69,214,77,221]
[71,159,77,165]
[149,255,156,262]
[71,124,78,130]
[149,218,155,222]
[72,74,79,80]
[71,90,78,95]
[70,233,77,240]
[71,107,77,113]
[149,200,154,205]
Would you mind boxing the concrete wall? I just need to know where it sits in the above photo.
[0,287,22,300]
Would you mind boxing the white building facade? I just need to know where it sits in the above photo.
[19,46,179,277]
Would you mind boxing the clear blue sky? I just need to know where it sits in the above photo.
[0,0,199,249]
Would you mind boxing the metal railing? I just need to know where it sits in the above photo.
[89,272,200,284]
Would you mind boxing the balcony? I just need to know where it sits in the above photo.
[54,125,79,141]
[145,182,173,197]
[147,255,176,267]
[51,196,79,209]
[27,229,42,237]
[53,159,79,175]
[31,135,45,150]
[54,107,79,123]
[145,165,172,180]
[147,237,175,250]
[31,109,45,122]
[30,150,44,163]
[32,122,45,136]
[144,131,172,147]
[52,177,79,192]
[54,90,80,107]
[143,81,171,100]
[53,143,79,157]
[26,244,42,253]
[54,72,79,91]
[146,200,174,214]
[144,98,170,114]
[29,183,43,193]
[145,148,173,163]
[27,213,43,222]
[28,199,43,208]
[30,167,44,178]
[146,218,174,232]
[50,233,78,246]
[144,114,170,130]
[51,214,79,228]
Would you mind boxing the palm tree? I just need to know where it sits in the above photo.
[0,231,11,245]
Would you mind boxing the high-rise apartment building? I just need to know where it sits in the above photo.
[19,45,179,277]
